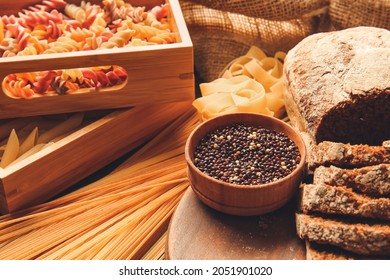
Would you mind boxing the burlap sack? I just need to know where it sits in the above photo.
[180,0,389,83]
[180,0,330,82]
[183,0,329,20]
[330,0,390,30]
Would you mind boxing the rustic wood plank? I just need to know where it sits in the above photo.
[0,101,191,213]
[166,188,306,260]
[0,0,194,119]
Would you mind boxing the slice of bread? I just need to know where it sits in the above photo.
[305,241,389,260]
[296,213,390,255]
[313,164,390,197]
[299,184,390,220]
[308,141,390,171]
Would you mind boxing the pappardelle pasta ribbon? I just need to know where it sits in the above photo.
[193,76,272,121]
[193,46,287,121]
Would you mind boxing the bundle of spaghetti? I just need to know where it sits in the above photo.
[80,109,200,190]
[0,179,186,259]
[0,109,200,259]
[19,109,197,206]
[141,232,167,260]
[56,187,185,260]
[0,161,187,260]
[0,164,186,227]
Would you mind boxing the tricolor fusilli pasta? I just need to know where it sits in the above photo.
[1,0,175,99]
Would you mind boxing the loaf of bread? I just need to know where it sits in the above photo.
[308,141,390,170]
[313,164,390,196]
[299,184,390,220]
[296,213,390,255]
[284,26,390,145]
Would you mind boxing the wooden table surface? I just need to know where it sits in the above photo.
[166,187,305,260]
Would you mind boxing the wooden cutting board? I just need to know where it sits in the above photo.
[166,188,305,260]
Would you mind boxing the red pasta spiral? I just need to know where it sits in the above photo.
[150,4,169,21]
[83,5,102,29]
[18,10,64,29]
[7,23,31,51]
[1,15,23,25]
[32,71,57,94]
[81,67,127,89]
[25,0,67,12]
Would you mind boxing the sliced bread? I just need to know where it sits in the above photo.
[308,141,390,170]
[296,212,390,255]
[299,184,390,220]
[305,241,389,260]
[313,164,390,196]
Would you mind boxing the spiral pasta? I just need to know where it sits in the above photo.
[149,32,176,44]
[0,20,4,43]
[43,36,81,53]
[99,28,134,48]
[2,76,36,99]
[81,66,126,88]
[1,0,176,98]
[16,45,38,56]
[1,15,23,25]
[0,38,18,57]
[7,24,31,51]
[83,32,110,50]
[19,10,64,29]
[2,66,128,98]
[64,3,86,22]
[128,6,147,23]
[32,71,58,93]
[61,69,83,83]
[120,19,165,41]
[1,0,174,58]
[26,0,67,13]
[102,0,129,22]
[83,5,103,28]
[66,27,95,42]
[26,36,49,53]
[144,6,171,30]
[87,11,106,34]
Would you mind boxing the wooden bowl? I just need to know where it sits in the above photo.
[185,113,306,216]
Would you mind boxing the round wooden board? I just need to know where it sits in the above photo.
[166,187,305,260]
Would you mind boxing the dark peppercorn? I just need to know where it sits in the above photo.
[194,123,301,185]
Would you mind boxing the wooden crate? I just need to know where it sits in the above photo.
[0,101,191,213]
[0,0,194,119]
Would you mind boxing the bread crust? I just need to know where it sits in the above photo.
[308,141,390,170]
[296,213,390,255]
[300,184,390,220]
[284,26,390,145]
[313,164,390,196]
[305,241,389,260]
[306,241,354,260]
